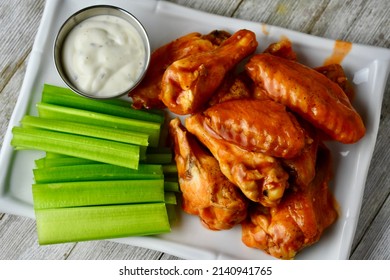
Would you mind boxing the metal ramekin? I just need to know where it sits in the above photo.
[54,5,151,99]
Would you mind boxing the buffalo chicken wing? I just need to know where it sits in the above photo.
[169,118,247,230]
[160,29,258,115]
[185,106,290,207]
[245,53,365,143]
[263,37,297,61]
[129,30,231,109]
[314,63,355,102]
[241,145,338,259]
[281,119,320,188]
[200,99,306,159]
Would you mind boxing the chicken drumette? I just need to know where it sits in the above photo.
[169,118,248,230]
[160,29,258,115]
[129,30,231,109]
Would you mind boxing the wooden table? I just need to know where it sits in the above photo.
[1,0,389,260]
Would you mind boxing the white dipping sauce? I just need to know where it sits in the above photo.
[62,15,146,97]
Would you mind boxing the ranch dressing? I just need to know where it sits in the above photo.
[62,15,146,97]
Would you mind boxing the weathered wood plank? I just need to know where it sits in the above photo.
[0,55,27,145]
[233,0,329,34]
[66,241,163,260]
[0,215,75,260]
[0,0,44,145]
[351,193,390,260]
[341,0,390,47]
[311,0,390,46]
[0,0,44,92]
[351,79,390,252]
[167,0,242,17]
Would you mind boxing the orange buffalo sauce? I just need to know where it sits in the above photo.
[261,23,270,35]
[323,40,352,66]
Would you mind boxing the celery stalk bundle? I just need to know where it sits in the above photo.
[10,84,179,245]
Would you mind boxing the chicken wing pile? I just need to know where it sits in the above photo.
[128,29,365,259]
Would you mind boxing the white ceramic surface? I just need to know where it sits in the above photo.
[1,0,390,260]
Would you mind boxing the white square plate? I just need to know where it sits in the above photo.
[1,0,390,260]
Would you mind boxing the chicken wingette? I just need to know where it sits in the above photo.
[245,53,365,143]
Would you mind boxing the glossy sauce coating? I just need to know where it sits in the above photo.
[241,146,338,259]
[169,118,248,230]
[245,53,365,143]
[202,99,306,159]
[129,31,230,109]
[186,113,289,207]
[161,29,258,115]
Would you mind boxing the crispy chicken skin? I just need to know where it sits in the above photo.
[208,38,298,106]
[200,30,232,47]
[201,99,306,159]
[208,71,254,106]
[160,29,258,115]
[314,63,355,102]
[281,119,319,187]
[245,53,365,144]
[129,30,231,109]
[263,37,297,61]
[185,111,289,207]
[169,118,248,230]
[241,145,338,259]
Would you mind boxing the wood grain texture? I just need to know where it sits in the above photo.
[65,241,163,260]
[168,0,242,16]
[351,194,390,259]
[0,0,389,260]
[351,84,390,252]
[0,0,44,91]
[234,0,330,34]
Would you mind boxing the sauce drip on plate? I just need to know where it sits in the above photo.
[323,40,352,66]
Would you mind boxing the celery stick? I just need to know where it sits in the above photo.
[34,164,164,183]
[37,102,161,147]
[43,84,128,105]
[144,147,173,163]
[166,204,178,225]
[36,152,171,168]
[42,84,165,124]
[12,127,140,169]
[164,181,180,192]
[45,152,67,158]
[22,115,149,146]
[33,179,165,209]
[35,157,97,168]
[147,147,172,154]
[164,192,177,205]
[35,203,170,244]
[143,153,173,164]
[162,164,178,174]
[40,144,166,166]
